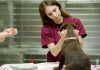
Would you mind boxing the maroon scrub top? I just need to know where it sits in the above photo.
[41,16,87,62]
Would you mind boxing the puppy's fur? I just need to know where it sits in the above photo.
[54,23,91,70]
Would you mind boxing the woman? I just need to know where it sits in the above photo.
[39,0,87,62]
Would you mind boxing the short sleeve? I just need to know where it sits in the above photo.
[41,27,55,48]
[77,19,87,38]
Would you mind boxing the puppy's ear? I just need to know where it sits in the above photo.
[60,24,68,31]
[71,24,78,29]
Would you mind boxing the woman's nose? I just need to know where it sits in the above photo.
[52,13,58,19]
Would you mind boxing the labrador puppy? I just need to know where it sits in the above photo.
[54,23,91,70]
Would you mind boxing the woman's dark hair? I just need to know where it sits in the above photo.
[39,0,71,25]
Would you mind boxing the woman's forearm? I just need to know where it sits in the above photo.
[50,37,65,56]
[48,30,67,56]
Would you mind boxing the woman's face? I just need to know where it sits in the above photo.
[45,5,62,24]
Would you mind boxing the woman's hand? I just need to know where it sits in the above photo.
[3,28,17,37]
[0,28,17,42]
[59,29,67,40]
[73,29,83,46]
[73,29,79,37]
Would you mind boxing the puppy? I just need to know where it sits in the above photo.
[54,23,91,70]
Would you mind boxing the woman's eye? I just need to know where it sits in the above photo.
[49,13,52,16]
[53,8,56,12]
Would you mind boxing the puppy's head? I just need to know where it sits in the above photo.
[60,23,78,37]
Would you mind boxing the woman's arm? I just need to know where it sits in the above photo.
[47,30,67,57]
[73,29,83,46]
